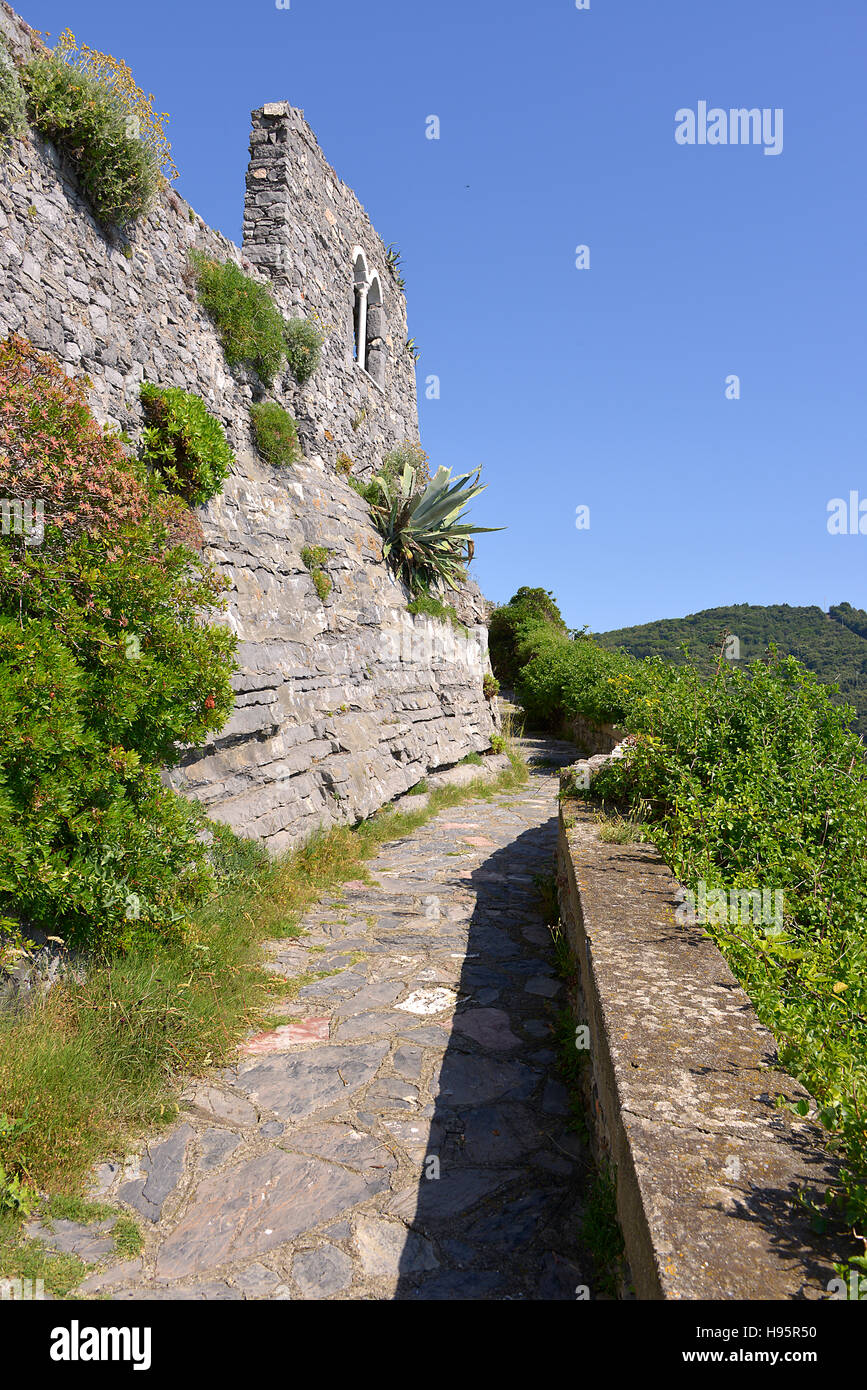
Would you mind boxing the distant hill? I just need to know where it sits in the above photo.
[595,603,867,739]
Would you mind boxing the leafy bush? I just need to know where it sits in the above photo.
[283,318,322,385]
[489,586,567,686]
[151,493,204,552]
[368,461,500,595]
[0,334,148,547]
[250,401,301,467]
[0,335,236,953]
[188,251,286,387]
[50,29,177,179]
[139,383,233,506]
[0,42,26,146]
[482,673,499,700]
[335,451,353,475]
[22,49,162,227]
[516,624,645,728]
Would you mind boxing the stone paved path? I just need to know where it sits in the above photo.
[61,738,596,1300]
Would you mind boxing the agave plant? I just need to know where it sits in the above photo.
[368,461,501,594]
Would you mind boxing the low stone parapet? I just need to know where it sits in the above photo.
[557,767,847,1299]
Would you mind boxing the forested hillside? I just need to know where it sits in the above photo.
[596,603,867,738]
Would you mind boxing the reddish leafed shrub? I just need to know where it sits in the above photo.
[152,492,205,551]
[0,333,147,546]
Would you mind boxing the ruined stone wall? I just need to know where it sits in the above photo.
[243,102,419,478]
[0,2,497,851]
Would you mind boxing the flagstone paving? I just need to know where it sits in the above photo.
[42,738,599,1300]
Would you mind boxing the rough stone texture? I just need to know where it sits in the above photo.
[557,756,847,1300]
[0,2,497,852]
[64,739,601,1301]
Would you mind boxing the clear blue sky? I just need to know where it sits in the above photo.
[19,0,867,632]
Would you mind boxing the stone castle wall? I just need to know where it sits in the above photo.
[0,3,497,851]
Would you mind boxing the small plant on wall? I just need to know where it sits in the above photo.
[139,383,233,505]
[188,250,286,387]
[367,459,501,596]
[301,545,332,602]
[0,40,26,147]
[21,28,176,227]
[250,401,301,467]
[283,317,323,385]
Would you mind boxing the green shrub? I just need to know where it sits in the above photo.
[300,546,331,602]
[483,673,499,700]
[22,53,161,227]
[0,43,26,146]
[250,401,301,467]
[139,383,233,505]
[188,251,286,387]
[283,317,322,385]
[489,586,568,686]
[0,335,236,953]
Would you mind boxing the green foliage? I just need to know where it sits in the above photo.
[188,250,286,386]
[461,751,484,766]
[139,383,233,505]
[0,1114,35,1216]
[347,476,380,505]
[384,242,405,289]
[490,733,506,754]
[597,601,867,740]
[300,546,331,602]
[516,622,642,728]
[380,441,431,491]
[488,587,568,686]
[335,451,353,475]
[483,672,499,700]
[406,593,466,633]
[518,593,867,1259]
[283,317,322,385]
[0,336,236,953]
[0,43,26,146]
[582,1166,625,1295]
[22,52,161,227]
[368,462,500,595]
[250,401,301,468]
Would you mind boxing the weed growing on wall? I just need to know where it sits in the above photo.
[0,40,26,146]
[300,545,332,602]
[139,383,233,505]
[250,401,301,467]
[22,31,168,227]
[406,593,467,633]
[283,317,322,385]
[188,250,286,387]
